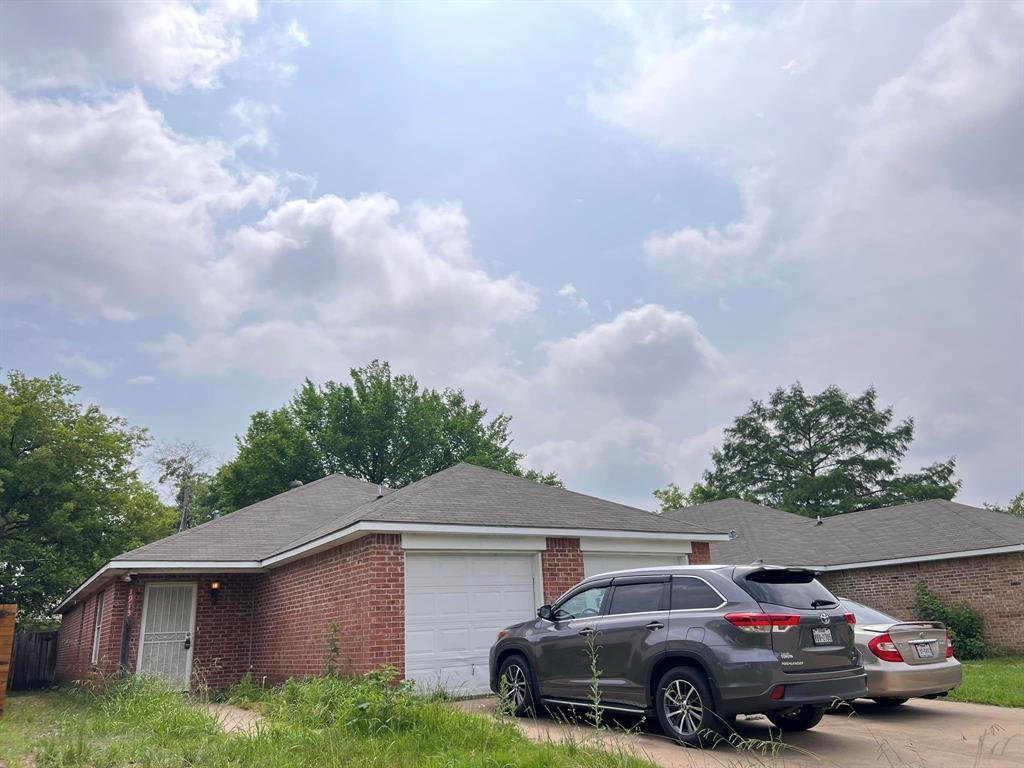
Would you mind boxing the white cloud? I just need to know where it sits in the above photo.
[592,0,1024,503]
[0,0,258,92]
[229,99,282,150]
[57,353,108,380]
[556,283,591,315]
[156,195,539,379]
[0,88,277,321]
[127,375,157,385]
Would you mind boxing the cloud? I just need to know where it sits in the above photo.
[127,375,157,385]
[591,0,1024,502]
[229,99,282,150]
[57,353,109,380]
[155,195,539,379]
[556,283,591,315]
[0,88,277,321]
[0,0,258,92]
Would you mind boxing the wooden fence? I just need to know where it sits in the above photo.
[8,630,58,691]
[0,605,16,716]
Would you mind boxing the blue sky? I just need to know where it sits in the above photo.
[2,1,1021,509]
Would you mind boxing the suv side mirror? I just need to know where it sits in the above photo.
[537,604,554,621]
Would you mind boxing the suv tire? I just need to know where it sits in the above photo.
[655,666,729,747]
[767,704,825,732]
[498,655,536,717]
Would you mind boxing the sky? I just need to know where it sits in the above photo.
[1,0,1021,510]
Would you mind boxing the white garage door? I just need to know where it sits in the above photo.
[405,552,537,695]
[584,553,687,578]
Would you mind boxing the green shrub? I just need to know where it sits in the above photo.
[914,582,988,659]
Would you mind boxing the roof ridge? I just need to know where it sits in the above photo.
[944,500,1022,543]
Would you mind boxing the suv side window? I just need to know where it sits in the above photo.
[671,576,724,610]
[555,585,608,620]
[607,582,668,615]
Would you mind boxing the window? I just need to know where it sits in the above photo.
[555,586,608,620]
[90,591,105,666]
[607,582,667,615]
[739,569,839,610]
[671,577,724,610]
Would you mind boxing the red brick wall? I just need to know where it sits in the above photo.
[56,582,123,683]
[249,534,405,684]
[689,542,711,565]
[818,552,1024,653]
[541,537,585,603]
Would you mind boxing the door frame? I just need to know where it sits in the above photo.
[135,582,198,690]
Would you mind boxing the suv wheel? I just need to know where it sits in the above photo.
[655,667,728,747]
[766,704,825,732]
[498,655,535,716]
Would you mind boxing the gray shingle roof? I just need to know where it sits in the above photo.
[117,463,724,564]
[664,498,1024,567]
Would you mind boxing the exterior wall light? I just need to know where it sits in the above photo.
[210,580,221,604]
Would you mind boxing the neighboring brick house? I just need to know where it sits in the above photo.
[55,463,725,692]
[665,499,1024,652]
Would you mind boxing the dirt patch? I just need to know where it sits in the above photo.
[206,703,263,734]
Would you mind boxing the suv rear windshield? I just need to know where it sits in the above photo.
[739,569,839,610]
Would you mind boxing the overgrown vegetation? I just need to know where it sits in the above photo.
[947,656,1024,708]
[4,674,657,768]
[914,582,988,660]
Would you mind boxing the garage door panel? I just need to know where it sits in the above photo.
[583,553,687,578]
[405,552,537,695]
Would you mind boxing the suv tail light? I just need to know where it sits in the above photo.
[725,613,800,633]
[945,632,954,658]
[868,633,904,662]
[844,612,856,625]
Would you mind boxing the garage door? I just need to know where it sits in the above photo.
[405,552,537,695]
[583,553,687,578]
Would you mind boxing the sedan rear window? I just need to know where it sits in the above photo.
[739,569,839,610]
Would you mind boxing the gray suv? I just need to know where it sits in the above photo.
[489,564,867,746]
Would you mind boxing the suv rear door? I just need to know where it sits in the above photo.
[594,576,670,708]
[734,567,857,674]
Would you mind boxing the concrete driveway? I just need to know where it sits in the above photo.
[458,698,1023,768]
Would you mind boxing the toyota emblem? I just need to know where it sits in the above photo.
[819,613,831,625]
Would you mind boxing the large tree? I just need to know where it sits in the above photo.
[213,360,560,512]
[0,372,175,623]
[656,383,960,517]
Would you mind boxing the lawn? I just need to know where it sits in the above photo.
[0,673,659,768]
[947,655,1024,708]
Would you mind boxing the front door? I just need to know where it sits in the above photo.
[137,583,196,690]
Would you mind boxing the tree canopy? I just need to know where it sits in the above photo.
[0,371,175,623]
[985,491,1024,518]
[655,383,960,517]
[210,360,559,512]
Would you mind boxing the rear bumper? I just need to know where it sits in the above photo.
[864,658,962,698]
[720,669,868,715]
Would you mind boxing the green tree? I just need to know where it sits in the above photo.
[215,360,560,511]
[0,371,175,623]
[656,383,959,517]
[984,490,1024,518]
[652,481,718,513]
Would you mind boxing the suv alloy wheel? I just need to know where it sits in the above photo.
[655,667,729,747]
[498,655,536,716]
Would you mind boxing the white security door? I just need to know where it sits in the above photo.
[583,553,686,578]
[137,583,197,690]
[405,552,536,695]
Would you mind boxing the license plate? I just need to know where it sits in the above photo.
[812,627,833,645]
[916,643,935,659]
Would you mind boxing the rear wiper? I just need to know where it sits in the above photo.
[811,599,838,608]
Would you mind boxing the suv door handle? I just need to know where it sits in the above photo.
[644,621,665,631]
[577,627,595,637]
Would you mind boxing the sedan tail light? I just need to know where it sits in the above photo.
[868,633,904,662]
[945,632,954,658]
[844,612,856,625]
[725,613,801,633]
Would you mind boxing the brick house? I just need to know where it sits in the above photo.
[55,463,726,692]
[665,498,1024,652]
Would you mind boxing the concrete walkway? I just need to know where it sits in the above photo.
[206,703,263,734]
[457,697,1024,768]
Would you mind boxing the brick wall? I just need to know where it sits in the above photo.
[819,552,1024,653]
[249,534,405,684]
[56,582,124,683]
[689,542,711,565]
[541,537,585,603]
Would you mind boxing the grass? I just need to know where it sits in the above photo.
[0,673,658,768]
[947,655,1024,708]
